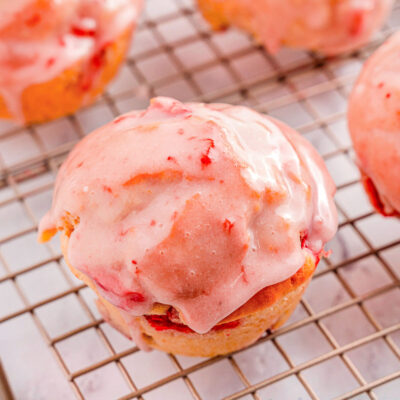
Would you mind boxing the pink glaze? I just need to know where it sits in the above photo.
[0,0,143,121]
[203,0,393,55]
[348,31,400,216]
[39,97,338,336]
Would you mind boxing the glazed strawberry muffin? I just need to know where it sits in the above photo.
[0,0,143,124]
[197,0,393,55]
[39,97,338,357]
[348,32,400,217]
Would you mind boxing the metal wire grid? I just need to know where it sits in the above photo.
[0,1,400,399]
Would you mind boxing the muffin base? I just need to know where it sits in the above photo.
[0,26,134,124]
[138,280,309,357]
[61,233,314,357]
[90,266,310,357]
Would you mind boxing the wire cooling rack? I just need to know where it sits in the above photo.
[1,1,400,399]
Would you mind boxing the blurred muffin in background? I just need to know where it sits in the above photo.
[0,0,143,124]
[198,0,393,55]
[348,31,400,217]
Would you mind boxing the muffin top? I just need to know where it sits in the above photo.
[0,0,142,119]
[39,97,338,333]
[348,31,400,215]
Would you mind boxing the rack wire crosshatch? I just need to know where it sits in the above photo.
[0,1,400,399]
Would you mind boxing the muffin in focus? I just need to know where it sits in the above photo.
[348,31,400,217]
[39,97,338,357]
[0,0,143,124]
[197,0,393,55]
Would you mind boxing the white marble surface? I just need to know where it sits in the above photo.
[0,0,400,399]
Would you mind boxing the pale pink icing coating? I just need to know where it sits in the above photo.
[0,0,142,121]
[348,31,400,215]
[205,0,393,55]
[39,97,338,335]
